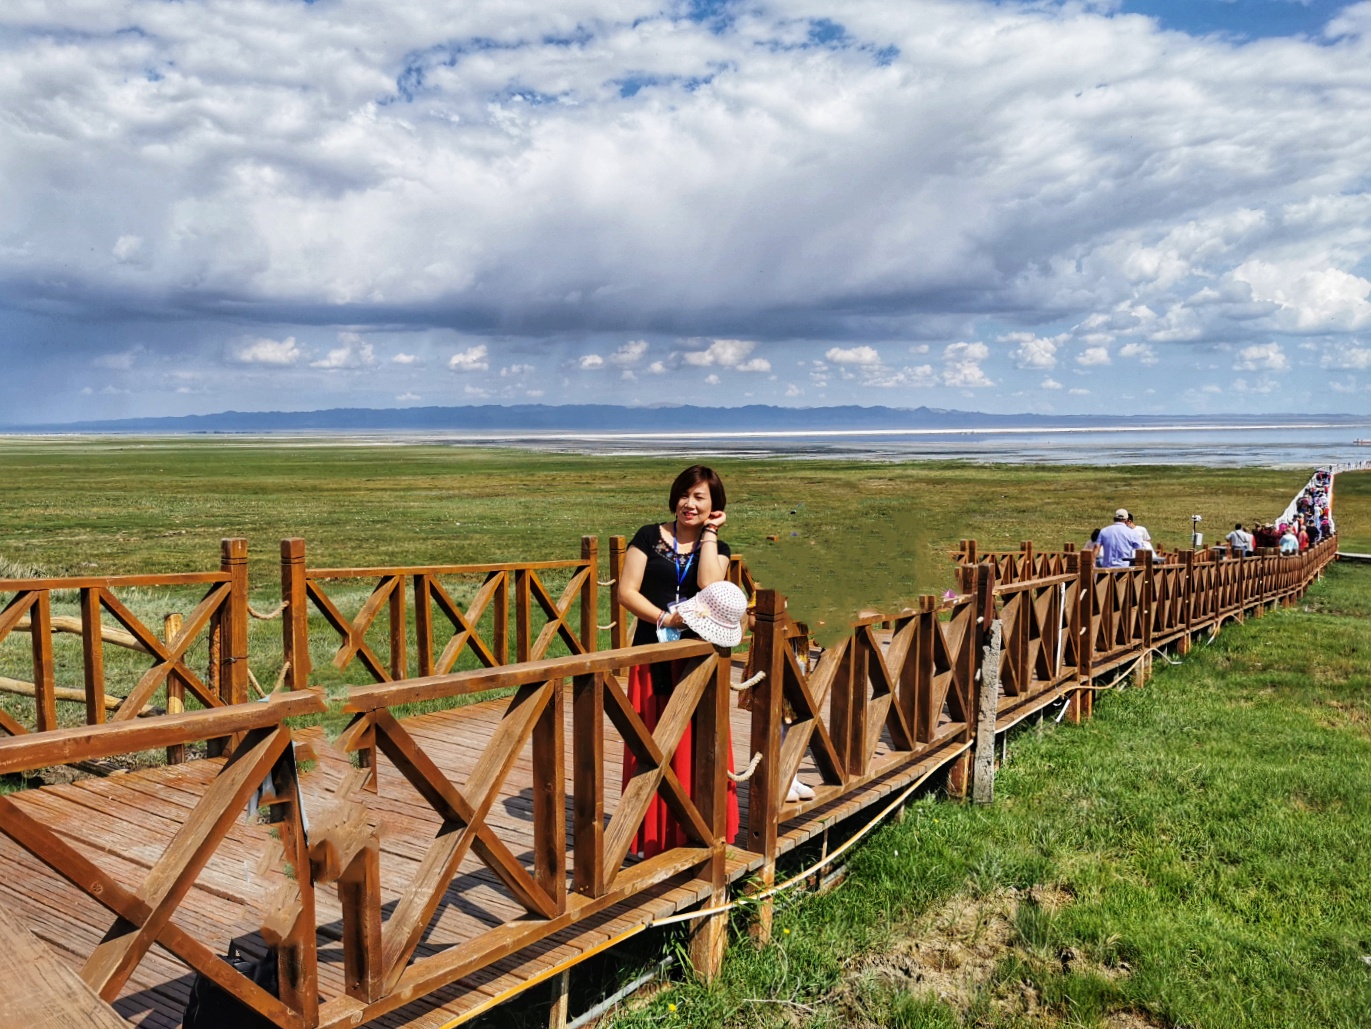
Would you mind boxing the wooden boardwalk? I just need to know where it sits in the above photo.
[0,524,1342,1029]
[0,663,964,1029]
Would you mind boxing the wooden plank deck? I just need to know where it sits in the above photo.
[0,663,966,1029]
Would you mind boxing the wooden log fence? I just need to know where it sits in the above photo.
[0,512,1345,1028]
[0,690,326,1028]
[278,537,599,691]
[0,539,250,739]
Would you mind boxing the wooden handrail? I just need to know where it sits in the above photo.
[0,689,324,774]
[0,571,232,590]
[306,559,587,579]
[344,640,714,711]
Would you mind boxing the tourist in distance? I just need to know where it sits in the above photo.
[1279,524,1300,556]
[1094,509,1144,568]
[617,465,743,857]
[1125,511,1154,552]
[1226,522,1254,556]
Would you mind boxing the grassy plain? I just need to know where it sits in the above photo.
[608,562,1371,1029]
[1,439,1367,1026]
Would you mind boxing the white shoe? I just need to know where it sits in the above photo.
[789,777,815,802]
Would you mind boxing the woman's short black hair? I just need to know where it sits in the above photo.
[668,465,726,513]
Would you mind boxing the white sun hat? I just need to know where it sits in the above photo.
[676,581,748,648]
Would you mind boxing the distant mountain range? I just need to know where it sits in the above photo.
[9,404,1367,433]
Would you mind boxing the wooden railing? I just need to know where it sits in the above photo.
[0,524,1344,1027]
[0,538,249,738]
[0,690,326,1027]
[278,537,599,690]
[324,640,731,1029]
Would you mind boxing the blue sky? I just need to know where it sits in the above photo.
[2,0,1371,423]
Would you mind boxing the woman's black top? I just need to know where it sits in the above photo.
[628,523,732,647]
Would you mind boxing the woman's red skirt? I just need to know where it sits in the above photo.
[623,663,740,858]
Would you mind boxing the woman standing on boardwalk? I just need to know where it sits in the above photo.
[617,465,741,857]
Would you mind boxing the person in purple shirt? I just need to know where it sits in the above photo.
[1095,509,1144,568]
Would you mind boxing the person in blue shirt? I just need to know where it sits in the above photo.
[1095,509,1144,568]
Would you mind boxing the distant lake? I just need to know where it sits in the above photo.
[423,422,1371,468]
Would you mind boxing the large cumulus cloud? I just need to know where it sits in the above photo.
[2,0,1371,417]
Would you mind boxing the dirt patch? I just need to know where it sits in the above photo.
[827,885,1159,1027]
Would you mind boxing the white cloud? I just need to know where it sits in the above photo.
[1233,343,1288,372]
[111,235,142,262]
[311,332,376,369]
[391,352,418,365]
[647,361,666,375]
[1321,345,1371,369]
[705,373,720,385]
[1076,346,1112,367]
[501,363,534,376]
[1041,377,1063,390]
[1234,262,1371,331]
[396,391,420,401]
[1068,387,1090,396]
[578,354,604,369]
[233,337,301,366]
[611,340,649,365]
[1004,333,1059,369]
[8,2,1371,418]
[825,346,882,366]
[942,342,993,388]
[449,345,490,372]
[785,383,802,397]
[680,339,760,369]
[1119,343,1159,365]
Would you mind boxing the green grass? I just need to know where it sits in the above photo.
[606,563,1371,1029]
[1333,469,1371,554]
[2,440,1367,1022]
[0,439,1330,733]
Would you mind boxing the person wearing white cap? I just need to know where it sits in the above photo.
[618,465,741,857]
[1094,508,1144,568]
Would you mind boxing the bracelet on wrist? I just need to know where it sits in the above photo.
[656,611,666,628]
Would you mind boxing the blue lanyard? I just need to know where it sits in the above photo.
[671,531,696,604]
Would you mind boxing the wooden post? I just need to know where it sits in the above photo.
[580,536,599,653]
[280,539,310,690]
[547,970,571,1029]
[972,619,1002,804]
[165,613,186,765]
[532,677,566,912]
[493,571,509,666]
[948,563,992,798]
[221,538,249,706]
[338,839,382,1002]
[80,587,106,727]
[687,646,731,980]
[270,742,319,1027]
[912,596,937,743]
[515,569,532,663]
[746,589,786,944]
[1079,553,1095,721]
[414,574,434,677]
[388,574,407,681]
[31,591,57,733]
[1177,549,1194,656]
[572,673,604,897]
[1139,549,1154,685]
[609,535,628,652]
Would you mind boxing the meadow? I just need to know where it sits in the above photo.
[2,439,1367,1029]
[0,438,1315,732]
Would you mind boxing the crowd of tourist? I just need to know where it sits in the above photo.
[1089,469,1337,568]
